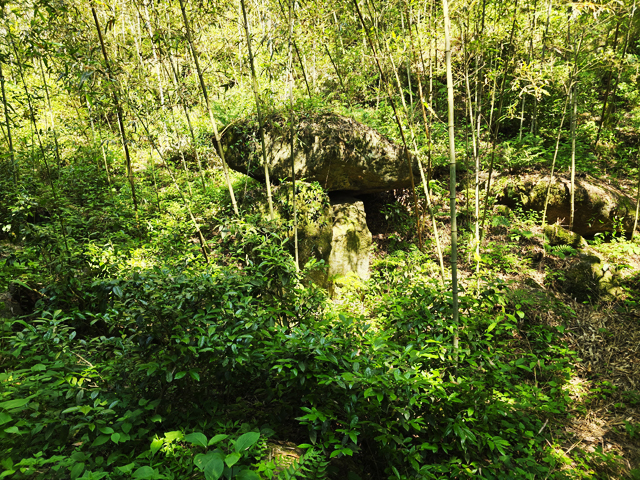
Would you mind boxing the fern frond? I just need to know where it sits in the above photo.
[277,448,329,480]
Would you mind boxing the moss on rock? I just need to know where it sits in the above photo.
[544,225,588,248]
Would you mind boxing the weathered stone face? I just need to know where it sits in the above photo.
[498,174,635,237]
[327,194,372,281]
[221,113,418,194]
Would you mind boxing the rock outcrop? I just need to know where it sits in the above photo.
[563,253,623,302]
[498,173,635,237]
[221,113,418,194]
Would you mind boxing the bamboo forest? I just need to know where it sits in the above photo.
[1,0,640,478]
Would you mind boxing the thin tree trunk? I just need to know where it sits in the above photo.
[38,58,62,168]
[86,96,111,184]
[0,61,16,186]
[543,31,584,227]
[91,5,138,212]
[384,38,423,250]
[324,44,349,104]
[594,20,621,148]
[240,0,275,220]
[541,95,570,226]
[518,96,526,141]
[351,0,421,253]
[480,0,519,241]
[276,0,312,99]
[633,155,640,240]
[7,26,69,254]
[136,112,210,263]
[443,0,459,359]
[569,83,577,230]
[288,0,299,271]
[602,1,636,132]
[409,2,445,282]
[462,23,481,282]
[177,0,239,215]
[401,11,413,109]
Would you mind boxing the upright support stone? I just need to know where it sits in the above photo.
[327,194,372,281]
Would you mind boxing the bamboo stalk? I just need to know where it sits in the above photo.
[178,0,239,215]
[288,0,299,271]
[351,0,421,253]
[91,5,138,213]
[240,0,275,220]
[0,61,16,186]
[443,0,459,359]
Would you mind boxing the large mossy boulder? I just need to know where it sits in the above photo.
[498,173,635,236]
[221,112,418,194]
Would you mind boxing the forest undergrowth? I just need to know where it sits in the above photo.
[1,0,640,476]
[1,144,640,479]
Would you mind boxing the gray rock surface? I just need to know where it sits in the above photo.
[327,194,372,281]
[221,113,418,194]
[498,173,635,236]
[0,291,23,318]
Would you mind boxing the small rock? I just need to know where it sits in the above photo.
[0,291,23,319]
[563,253,624,302]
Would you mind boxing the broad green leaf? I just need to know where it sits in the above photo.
[189,370,200,382]
[236,470,260,480]
[132,466,158,479]
[185,432,208,448]
[208,434,228,446]
[225,452,241,468]
[163,431,183,442]
[99,427,114,435]
[70,462,85,480]
[174,371,186,380]
[111,432,120,444]
[150,437,163,455]
[31,364,46,372]
[91,435,110,447]
[116,463,135,475]
[121,422,132,434]
[78,469,109,479]
[0,398,29,410]
[203,457,224,480]
[0,412,12,425]
[4,426,20,434]
[234,432,260,453]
